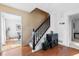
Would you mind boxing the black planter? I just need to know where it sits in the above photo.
[42,32,58,50]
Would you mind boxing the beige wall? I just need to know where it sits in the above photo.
[0,4,48,46]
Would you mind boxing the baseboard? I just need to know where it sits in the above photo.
[69,41,79,50]
[58,42,63,45]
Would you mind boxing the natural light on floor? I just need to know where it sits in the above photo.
[73,53,79,56]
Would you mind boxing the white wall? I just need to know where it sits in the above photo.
[51,4,79,46]
[0,13,2,50]
[1,13,6,45]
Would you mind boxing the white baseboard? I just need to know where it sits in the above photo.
[69,41,79,50]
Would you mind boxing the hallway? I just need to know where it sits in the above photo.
[0,45,79,56]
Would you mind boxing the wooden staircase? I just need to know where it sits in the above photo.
[28,8,50,51]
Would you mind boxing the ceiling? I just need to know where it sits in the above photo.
[3,3,79,14]
[3,3,51,13]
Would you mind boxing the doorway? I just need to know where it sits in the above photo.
[70,14,79,42]
[0,12,22,51]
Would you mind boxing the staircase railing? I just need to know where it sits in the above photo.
[33,15,50,50]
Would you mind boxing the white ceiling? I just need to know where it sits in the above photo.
[3,3,52,13]
[3,3,79,14]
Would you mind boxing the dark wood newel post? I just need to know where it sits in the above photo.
[33,29,35,50]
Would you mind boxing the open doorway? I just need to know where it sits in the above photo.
[71,14,79,42]
[0,12,22,51]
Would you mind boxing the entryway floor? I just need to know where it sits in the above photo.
[0,45,79,56]
[1,39,21,51]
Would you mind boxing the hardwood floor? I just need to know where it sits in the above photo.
[2,39,21,51]
[0,45,79,56]
[28,45,79,56]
